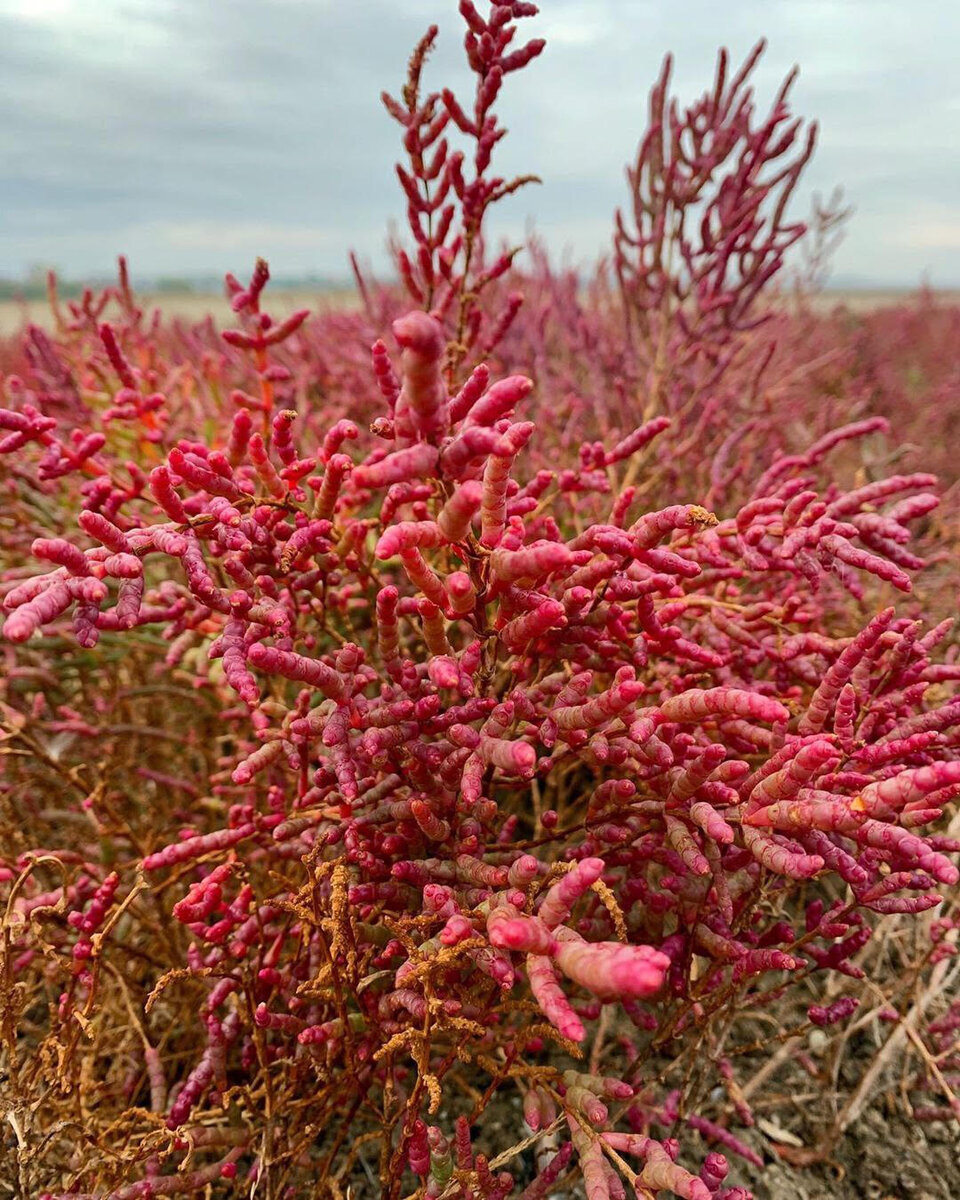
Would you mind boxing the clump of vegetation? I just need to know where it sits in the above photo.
[1,4,959,1197]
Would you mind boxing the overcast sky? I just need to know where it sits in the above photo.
[1,0,957,286]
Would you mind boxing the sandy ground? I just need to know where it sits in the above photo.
[2,288,960,338]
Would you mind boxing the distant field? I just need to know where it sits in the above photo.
[0,289,357,336]
[2,287,959,337]
[798,288,960,314]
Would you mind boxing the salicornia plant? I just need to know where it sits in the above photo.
[0,4,959,1198]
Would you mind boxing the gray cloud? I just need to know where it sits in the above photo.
[1,0,958,285]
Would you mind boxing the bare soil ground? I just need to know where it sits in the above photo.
[456,1026,960,1200]
[743,1111,960,1200]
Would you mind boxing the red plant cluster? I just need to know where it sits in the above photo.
[1,4,959,1198]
